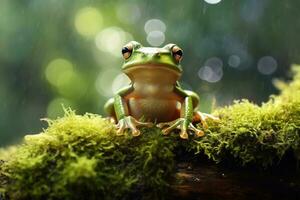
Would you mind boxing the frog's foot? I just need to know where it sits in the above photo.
[157,118,204,139]
[106,117,116,124]
[193,111,219,129]
[116,116,153,137]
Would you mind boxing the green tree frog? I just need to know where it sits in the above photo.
[104,41,218,139]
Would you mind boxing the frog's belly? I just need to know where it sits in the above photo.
[128,98,180,122]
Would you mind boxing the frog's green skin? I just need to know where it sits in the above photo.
[104,41,217,139]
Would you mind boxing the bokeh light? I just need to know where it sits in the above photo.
[144,19,166,34]
[95,69,120,97]
[56,72,87,99]
[74,7,103,37]
[45,58,74,87]
[45,58,87,99]
[116,4,141,24]
[257,56,278,75]
[47,97,73,118]
[112,73,131,94]
[228,55,241,68]
[144,19,166,46]
[198,57,223,83]
[204,0,222,4]
[146,31,165,46]
[95,27,133,57]
[0,0,298,147]
[240,0,266,23]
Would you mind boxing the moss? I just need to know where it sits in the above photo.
[191,65,300,167]
[0,111,176,199]
[1,65,300,199]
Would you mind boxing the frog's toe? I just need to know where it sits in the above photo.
[204,113,220,121]
[157,121,173,129]
[158,118,205,139]
[115,116,152,136]
[188,123,204,137]
[180,122,204,139]
[134,120,153,127]
[179,129,189,139]
[132,129,141,137]
[116,127,125,136]
[158,119,183,135]
[161,126,176,135]
[194,111,219,129]
[107,117,116,124]
[116,121,126,136]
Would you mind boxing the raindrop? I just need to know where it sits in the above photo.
[257,56,277,75]
[146,31,165,46]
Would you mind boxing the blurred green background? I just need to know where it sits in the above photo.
[0,0,300,146]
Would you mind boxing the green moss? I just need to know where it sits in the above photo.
[191,65,300,167]
[1,66,300,199]
[0,111,176,199]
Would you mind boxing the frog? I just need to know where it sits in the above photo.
[104,41,218,139]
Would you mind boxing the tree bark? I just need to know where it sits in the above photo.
[171,162,300,200]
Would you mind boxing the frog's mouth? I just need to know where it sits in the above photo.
[123,63,182,77]
[123,64,182,84]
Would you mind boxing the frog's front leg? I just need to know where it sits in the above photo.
[157,96,204,139]
[114,93,152,136]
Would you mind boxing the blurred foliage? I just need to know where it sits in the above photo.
[1,65,300,199]
[1,0,300,146]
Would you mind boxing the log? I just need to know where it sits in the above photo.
[171,162,300,200]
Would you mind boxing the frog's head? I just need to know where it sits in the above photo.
[120,41,183,81]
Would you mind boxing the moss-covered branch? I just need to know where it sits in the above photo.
[1,66,300,199]
[190,67,300,167]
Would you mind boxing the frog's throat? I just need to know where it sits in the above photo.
[123,64,182,78]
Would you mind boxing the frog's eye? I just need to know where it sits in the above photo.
[121,43,133,59]
[172,46,183,62]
